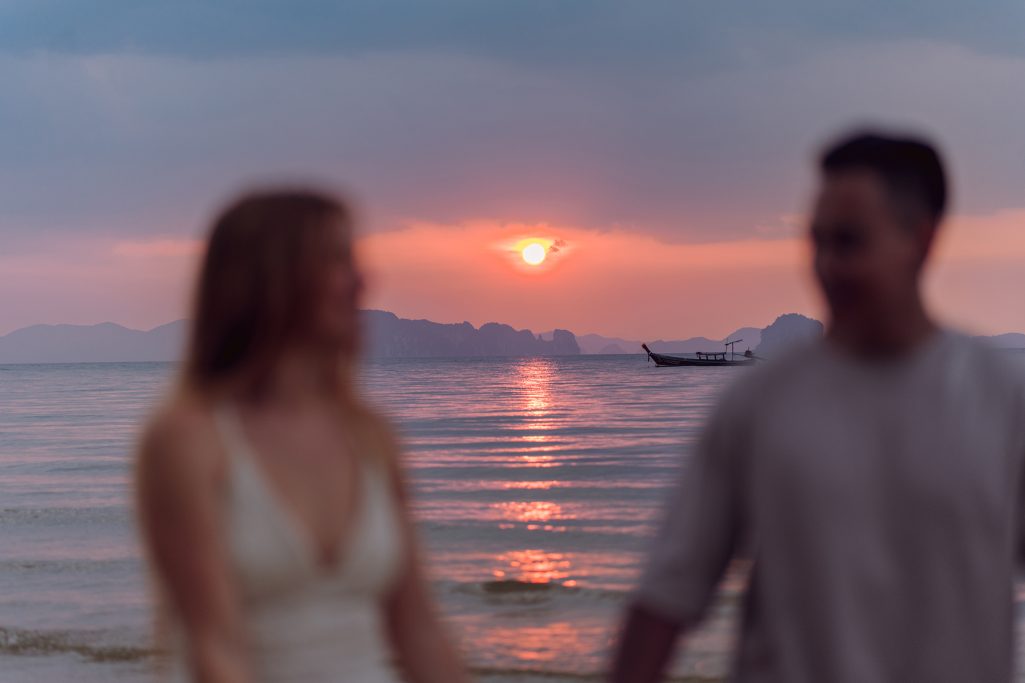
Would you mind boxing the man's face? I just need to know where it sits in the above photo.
[810,170,925,323]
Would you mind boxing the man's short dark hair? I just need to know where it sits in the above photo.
[820,131,948,224]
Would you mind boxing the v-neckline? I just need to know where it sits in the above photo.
[223,406,367,574]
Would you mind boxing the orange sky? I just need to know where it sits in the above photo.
[357,210,1025,339]
[3,209,1022,340]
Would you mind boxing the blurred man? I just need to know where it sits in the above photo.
[611,131,1025,683]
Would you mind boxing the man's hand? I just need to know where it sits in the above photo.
[609,603,683,683]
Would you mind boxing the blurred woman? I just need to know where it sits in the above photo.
[135,190,466,683]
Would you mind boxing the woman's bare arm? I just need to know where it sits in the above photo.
[136,403,250,683]
[369,416,469,683]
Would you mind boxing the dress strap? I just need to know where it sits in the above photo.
[212,403,249,462]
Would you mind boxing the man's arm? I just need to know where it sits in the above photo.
[610,604,684,683]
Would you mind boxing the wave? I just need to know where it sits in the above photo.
[471,665,720,682]
[449,578,626,604]
[0,506,126,523]
[0,627,720,682]
[0,626,154,663]
[0,558,138,573]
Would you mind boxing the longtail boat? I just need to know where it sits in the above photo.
[641,339,759,367]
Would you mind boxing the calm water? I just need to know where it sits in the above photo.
[0,356,737,682]
[1,355,1023,682]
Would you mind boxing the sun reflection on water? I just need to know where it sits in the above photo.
[490,548,577,586]
[500,480,559,490]
[491,500,574,532]
[493,501,568,523]
[512,359,559,465]
[517,359,553,413]
[471,620,596,665]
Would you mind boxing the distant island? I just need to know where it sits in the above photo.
[362,310,580,358]
[0,312,580,364]
[559,325,765,356]
[0,321,186,364]
[0,311,1022,364]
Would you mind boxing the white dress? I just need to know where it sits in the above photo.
[170,406,405,682]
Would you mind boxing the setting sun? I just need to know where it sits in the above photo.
[522,242,546,265]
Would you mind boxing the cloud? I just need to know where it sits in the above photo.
[1,3,1024,336]
[2,41,1024,248]
[2,2,1024,64]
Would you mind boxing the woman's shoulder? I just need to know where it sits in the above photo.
[345,402,406,479]
[348,403,397,451]
[137,393,227,485]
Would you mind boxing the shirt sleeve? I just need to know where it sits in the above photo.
[634,388,749,626]
[1015,383,1025,566]
[1002,353,1025,566]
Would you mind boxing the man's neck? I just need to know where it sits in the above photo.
[827,298,938,359]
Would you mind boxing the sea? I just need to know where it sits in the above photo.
[1,354,1023,682]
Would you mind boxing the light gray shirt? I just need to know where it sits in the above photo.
[638,330,1025,683]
